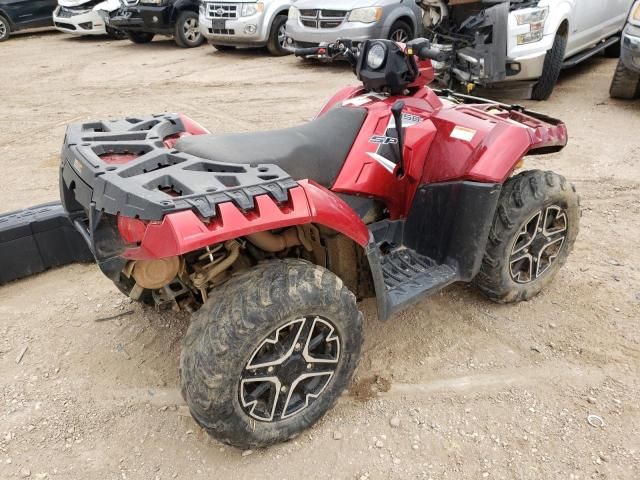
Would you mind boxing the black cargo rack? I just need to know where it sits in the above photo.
[60,114,298,221]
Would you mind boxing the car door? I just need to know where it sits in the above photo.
[599,0,634,38]
[569,0,605,52]
[1,0,55,28]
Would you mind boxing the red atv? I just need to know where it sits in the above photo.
[59,38,579,448]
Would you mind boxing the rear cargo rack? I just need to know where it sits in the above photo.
[60,114,297,221]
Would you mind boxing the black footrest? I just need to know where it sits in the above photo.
[381,248,457,314]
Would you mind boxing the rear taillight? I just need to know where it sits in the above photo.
[117,216,147,244]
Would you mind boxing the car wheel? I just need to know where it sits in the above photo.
[266,14,290,56]
[106,27,127,41]
[0,15,11,42]
[127,31,155,44]
[609,58,640,99]
[531,33,567,101]
[211,44,236,52]
[474,170,580,303]
[180,259,362,449]
[388,20,413,44]
[174,10,204,48]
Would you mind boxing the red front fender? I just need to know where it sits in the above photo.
[120,180,369,260]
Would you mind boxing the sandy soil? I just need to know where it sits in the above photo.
[1,30,639,480]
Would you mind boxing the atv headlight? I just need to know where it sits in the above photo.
[367,43,386,70]
[241,2,264,17]
[140,0,163,5]
[288,6,300,20]
[514,7,548,25]
[348,7,382,24]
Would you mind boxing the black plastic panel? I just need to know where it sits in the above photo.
[0,203,94,284]
[60,114,297,221]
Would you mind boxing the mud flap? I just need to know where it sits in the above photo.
[0,202,94,284]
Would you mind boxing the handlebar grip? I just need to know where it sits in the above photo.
[418,47,448,63]
[294,47,321,57]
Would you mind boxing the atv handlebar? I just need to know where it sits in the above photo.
[417,46,448,63]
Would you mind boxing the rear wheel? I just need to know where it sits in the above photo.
[266,14,289,56]
[388,20,413,44]
[174,10,204,48]
[180,259,362,449]
[474,170,580,303]
[0,15,10,42]
[610,58,640,99]
[531,33,567,101]
[127,31,155,44]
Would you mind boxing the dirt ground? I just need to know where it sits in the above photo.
[1,30,639,480]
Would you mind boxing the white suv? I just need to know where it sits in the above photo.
[421,0,633,100]
[199,0,295,55]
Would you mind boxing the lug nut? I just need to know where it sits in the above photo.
[294,342,302,351]
[267,366,274,373]
[281,386,288,393]
[306,363,312,370]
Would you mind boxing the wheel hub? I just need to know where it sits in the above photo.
[509,205,568,283]
[239,316,340,422]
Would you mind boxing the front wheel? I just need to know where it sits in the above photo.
[266,14,289,56]
[388,20,413,43]
[127,31,155,44]
[610,58,640,99]
[0,15,11,42]
[531,33,567,101]
[174,10,204,48]
[180,259,362,449]
[474,170,580,303]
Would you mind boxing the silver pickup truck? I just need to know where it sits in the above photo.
[199,0,294,54]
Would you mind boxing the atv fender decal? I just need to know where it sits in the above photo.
[366,152,396,174]
[450,126,477,142]
[369,135,398,145]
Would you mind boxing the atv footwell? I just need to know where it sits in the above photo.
[0,203,93,284]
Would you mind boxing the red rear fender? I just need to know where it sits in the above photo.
[120,181,369,260]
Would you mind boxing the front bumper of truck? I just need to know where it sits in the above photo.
[199,3,269,46]
[107,5,173,34]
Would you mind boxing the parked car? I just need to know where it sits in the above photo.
[53,0,125,38]
[610,0,640,99]
[199,0,294,55]
[107,0,204,48]
[0,0,58,41]
[421,0,633,100]
[285,0,423,53]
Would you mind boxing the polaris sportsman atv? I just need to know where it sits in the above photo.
[59,38,579,448]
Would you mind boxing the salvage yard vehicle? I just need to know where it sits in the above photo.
[59,37,580,448]
[107,0,204,47]
[53,0,125,39]
[421,0,633,100]
[199,0,294,55]
[610,0,640,99]
[0,0,57,41]
[285,0,423,53]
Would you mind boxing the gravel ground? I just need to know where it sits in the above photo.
[1,30,639,480]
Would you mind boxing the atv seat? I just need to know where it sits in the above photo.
[175,107,367,188]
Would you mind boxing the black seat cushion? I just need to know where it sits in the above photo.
[175,107,368,188]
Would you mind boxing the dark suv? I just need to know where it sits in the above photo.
[0,0,58,41]
[107,0,204,48]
